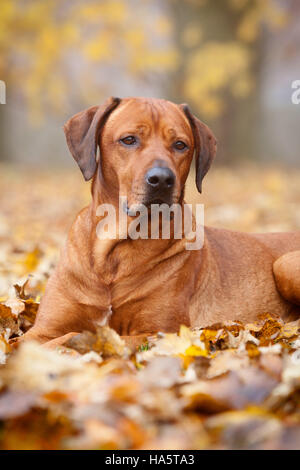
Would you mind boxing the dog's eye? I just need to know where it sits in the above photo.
[120,136,137,146]
[174,140,187,151]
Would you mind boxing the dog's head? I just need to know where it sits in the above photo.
[64,97,217,211]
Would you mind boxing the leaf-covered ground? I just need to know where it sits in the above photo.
[0,164,300,450]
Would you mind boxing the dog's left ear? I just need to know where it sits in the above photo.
[63,97,121,181]
[180,104,217,193]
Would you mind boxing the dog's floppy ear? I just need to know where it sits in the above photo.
[63,97,121,180]
[180,104,217,193]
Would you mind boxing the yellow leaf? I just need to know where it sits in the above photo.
[185,345,208,357]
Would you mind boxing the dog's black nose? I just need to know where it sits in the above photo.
[145,167,175,191]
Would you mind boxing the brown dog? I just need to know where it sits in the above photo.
[20,97,300,348]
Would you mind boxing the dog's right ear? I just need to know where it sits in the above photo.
[63,97,121,181]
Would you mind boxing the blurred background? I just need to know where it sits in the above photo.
[0,0,300,296]
[1,0,300,165]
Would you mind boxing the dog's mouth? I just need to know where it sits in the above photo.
[124,197,176,217]
[124,200,171,216]
[144,198,170,207]
[124,185,181,216]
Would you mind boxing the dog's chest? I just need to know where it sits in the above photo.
[105,244,194,334]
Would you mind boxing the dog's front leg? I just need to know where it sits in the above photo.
[43,333,153,353]
[13,263,111,345]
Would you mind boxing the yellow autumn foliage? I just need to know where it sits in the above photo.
[184,42,252,117]
[0,0,177,119]
[181,0,288,118]
[0,0,290,121]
